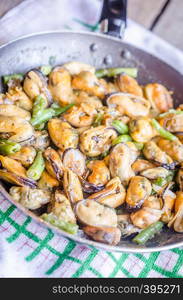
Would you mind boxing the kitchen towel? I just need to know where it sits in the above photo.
[0,0,183,278]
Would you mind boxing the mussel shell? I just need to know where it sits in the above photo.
[62,148,86,177]
[24,69,52,104]
[0,169,37,188]
[79,177,104,194]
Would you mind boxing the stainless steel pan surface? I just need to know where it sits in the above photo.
[0,1,183,252]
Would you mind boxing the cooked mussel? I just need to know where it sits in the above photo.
[140,167,171,179]
[144,83,173,113]
[143,195,162,210]
[0,116,34,143]
[6,86,32,111]
[130,207,162,229]
[9,186,50,209]
[80,126,117,157]
[63,169,83,203]
[72,71,105,99]
[0,169,37,188]
[64,104,94,128]
[79,177,104,194]
[63,61,95,75]
[109,142,138,185]
[62,148,86,177]
[0,155,26,177]
[87,160,110,186]
[106,92,150,118]
[8,146,36,167]
[75,199,117,227]
[168,191,183,232]
[115,74,143,97]
[157,138,183,162]
[88,177,126,208]
[83,226,121,245]
[143,141,173,165]
[126,176,152,209]
[0,104,31,120]
[117,213,140,236]
[31,130,50,150]
[161,189,176,223]
[159,113,183,133]
[176,169,183,191]
[129,117,157,143]
[38,171,59,190]
[48,66,74,106]
[44,147,64,180]
[23,69,52,104]
[0,155,37,187]
[48,189,76,224]
[48,119,78,151]
[132,159,155,174]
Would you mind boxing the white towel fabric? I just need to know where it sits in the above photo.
[0,0,183,73]
[0,0,183,278]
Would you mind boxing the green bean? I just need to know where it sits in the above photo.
[133,142,144,150]
[31,95,48,119]
[112,134,132,145]
[31,103,75,127]
[26,151,45,180]
[95,68,138,78]
[3,73,24,84]
[151,188,157,196]
[31,108,55,127]
[100,150,110,158]
[154,177,167,187]
[0,141,21,155]
[93,113,104,127]
[40,65,52,76]
[132,221,164,245]
[41,213,78,234]
[86,157,99,164]
[158,109,183,118]
[112,120,129,134]
[154,173,173,187]
[31,95,48,127]
[151,119,177,141]
[50,103,75,116]
[166,173,174,182]
[35,123,45,130]
[0,139,18,145]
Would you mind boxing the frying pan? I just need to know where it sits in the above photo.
[0,0,183,253]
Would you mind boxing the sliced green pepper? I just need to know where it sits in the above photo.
[158,109,183,118]
[151,119,177,141]
[95,68,138,78]
[132,221,164,245]
[133,142,144,150]
[50,103,75,116]
[26,151,45,180]
[112,134,132,145]
[41,213,78,234]
[3,73,24,84]
[112,120,129,134]
[40,65,52,76]
[93,113,104,127]
[0,140,21,155]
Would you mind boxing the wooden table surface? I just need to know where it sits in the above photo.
[0,0,183,50]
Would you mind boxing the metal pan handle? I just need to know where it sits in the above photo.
[99,0,127,38]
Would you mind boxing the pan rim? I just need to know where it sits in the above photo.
[0,30,183,253]
[0,183,183,253]
[0,29,182,76]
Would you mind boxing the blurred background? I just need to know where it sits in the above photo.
[0,0,182,50]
